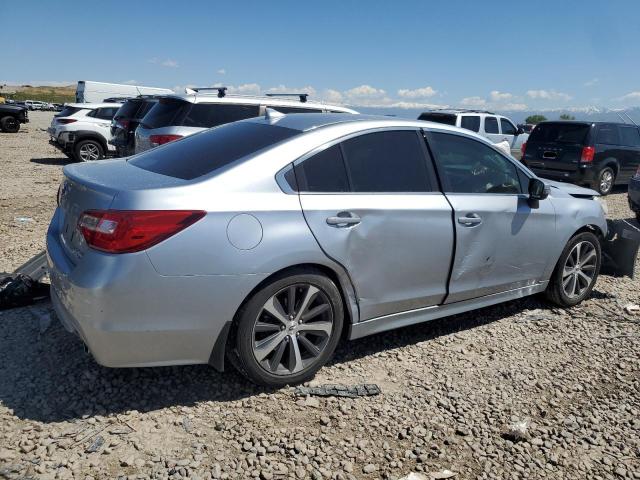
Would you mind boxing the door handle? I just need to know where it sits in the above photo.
[458,213,482,226]
[326,212,361,227]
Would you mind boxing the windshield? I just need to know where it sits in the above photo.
[129,121,300,180]
[528,122,591,144]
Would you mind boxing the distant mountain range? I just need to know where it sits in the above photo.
[356,105,640,125]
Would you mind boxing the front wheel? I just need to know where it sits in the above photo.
[230,270,344,387]
[0,116,20,133]
[74,139,104,162]
[545,232,601,307]
[595,167,615,195]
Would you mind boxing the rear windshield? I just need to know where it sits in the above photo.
[56,106,82,118]
[418,112,457,126]
[129,121,300,180]
[140,99,261,129]
[528,122,591,144]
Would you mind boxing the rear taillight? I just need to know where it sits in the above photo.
[520,142,527,158]
[116,119,130,130]
[580,146,595,163]
[78,210,206,254]
[57,118,77,124]
[149,134,183,146]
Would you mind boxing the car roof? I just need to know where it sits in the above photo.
[65,103,123,109]
[157,92,358,113]
[420,109,498,116]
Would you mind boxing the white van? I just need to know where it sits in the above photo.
[75,81,173,103]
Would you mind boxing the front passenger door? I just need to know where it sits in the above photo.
[426,130,556,303]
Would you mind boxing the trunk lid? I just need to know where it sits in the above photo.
[524,122,591,172]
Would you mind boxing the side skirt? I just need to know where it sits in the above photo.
[349,282,548,340]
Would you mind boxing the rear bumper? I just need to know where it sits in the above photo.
[527,165,596,187]
[46,208,267,368]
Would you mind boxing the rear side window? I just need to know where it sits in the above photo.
[500,118,516,135]
[88,107,119,120]
[114,100,143,119]
[141,99,190,129]
[56,106,82,117]
[294,145,349,192]
[342,131,431,192]
[460,116,480,132]
[596,125,620,145]
[618,126,640,147]
[182,104,260,128]
[268,106,323,114]
[484,117,499,134]
[419,112,457,126]
[528,123,591,144]
[129,122,300,180]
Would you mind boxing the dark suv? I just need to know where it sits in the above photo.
[110,97,160,157]
[0,104,29,133]
[522,121,640,195]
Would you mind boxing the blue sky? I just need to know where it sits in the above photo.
[2,0,640,111]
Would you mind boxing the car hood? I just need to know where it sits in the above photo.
[0,105,26,113]
[544,179,599,197]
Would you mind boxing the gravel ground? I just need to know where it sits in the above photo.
[0,112,638,480]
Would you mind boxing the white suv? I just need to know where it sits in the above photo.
[418,109,529,159]
[135,88,358,153]
[47,103,121,161]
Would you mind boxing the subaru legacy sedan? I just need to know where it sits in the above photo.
[47,113,607,387]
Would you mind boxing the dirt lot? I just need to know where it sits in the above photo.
[0,112,638,480]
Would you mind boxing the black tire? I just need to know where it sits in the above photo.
[545,231,601,307]
[73,139,104,162]
[229,269,344,387]
[0,116,20,133]
[594,166,615,195]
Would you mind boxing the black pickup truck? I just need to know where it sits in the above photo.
[0,104,29,133]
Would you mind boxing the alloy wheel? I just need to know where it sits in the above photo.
[79,143,101,161]
[562,241,597,298]
[252,284,334,376]
[600,170,613,194]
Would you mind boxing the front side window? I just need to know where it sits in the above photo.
[618,126,640,147]
[460,116,481,132]
[428,132,521,194]
[500,118,516,135]
[484,117,499,134]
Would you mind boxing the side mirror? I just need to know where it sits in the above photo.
[516,126,525,135]
[529,178,549,200]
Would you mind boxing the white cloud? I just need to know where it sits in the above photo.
[217,68,226,75]
[618,91,640,102]
[148,58,179,68]
[321,89,343,104]
[490,90,513,102]
[584,78,599,87]
[344,84,386,98]
[397,86,437,99]
[526,89,572,101]
[223,83,262,95]
[459,96,487,107]
[499,103,529,111]
[265,84,317,97]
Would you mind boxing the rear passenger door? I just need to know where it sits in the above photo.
[425,130,557,303]
[295,129,454,321]
[617,125,640,181]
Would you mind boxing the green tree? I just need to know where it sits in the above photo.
[525,115,547,124]
[559,114,575,120]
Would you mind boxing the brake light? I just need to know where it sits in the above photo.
[521,142,527,158]
[117,119,130,130]
[149,134,183,146]
[78,210,206,253]
[580,146,595,163]
[57,118,77,124]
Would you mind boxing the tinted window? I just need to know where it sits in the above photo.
[114,100,143,119]
[141,99,190,129]
[129,122,300,180]
[342,131,431,192]
[460,116,480,132]
[135,100,157,119]
[269,106,323,114]
[428,132,521,194]
[528,122,590,144]
[295,145,349,192]
[418,112,457,126]
[618,126,640,147]
[55,106,81,118]
[596,125,619,145]
[500,118,516,135]
[182,104,260,128]
[94,107,119,120]
[484,117,499,134]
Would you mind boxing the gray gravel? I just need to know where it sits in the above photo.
[0,112,639,479]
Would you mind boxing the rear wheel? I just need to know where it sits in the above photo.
[230,270,344,387]
[595,166,615,195]
[74,139,104,162]
[0,116,20,133]
[545,232,601,307]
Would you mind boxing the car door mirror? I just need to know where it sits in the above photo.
[529,178,549,200]
[516,126,525,135]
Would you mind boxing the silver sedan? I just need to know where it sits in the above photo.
[47,112,607,386]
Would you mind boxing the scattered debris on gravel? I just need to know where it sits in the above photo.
[0,112,638,479]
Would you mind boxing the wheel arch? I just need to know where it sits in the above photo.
[208,262,358,372]
[73,131,109,152]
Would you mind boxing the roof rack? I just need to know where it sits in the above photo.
[191,87,228,98]
[265,93,309,103]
